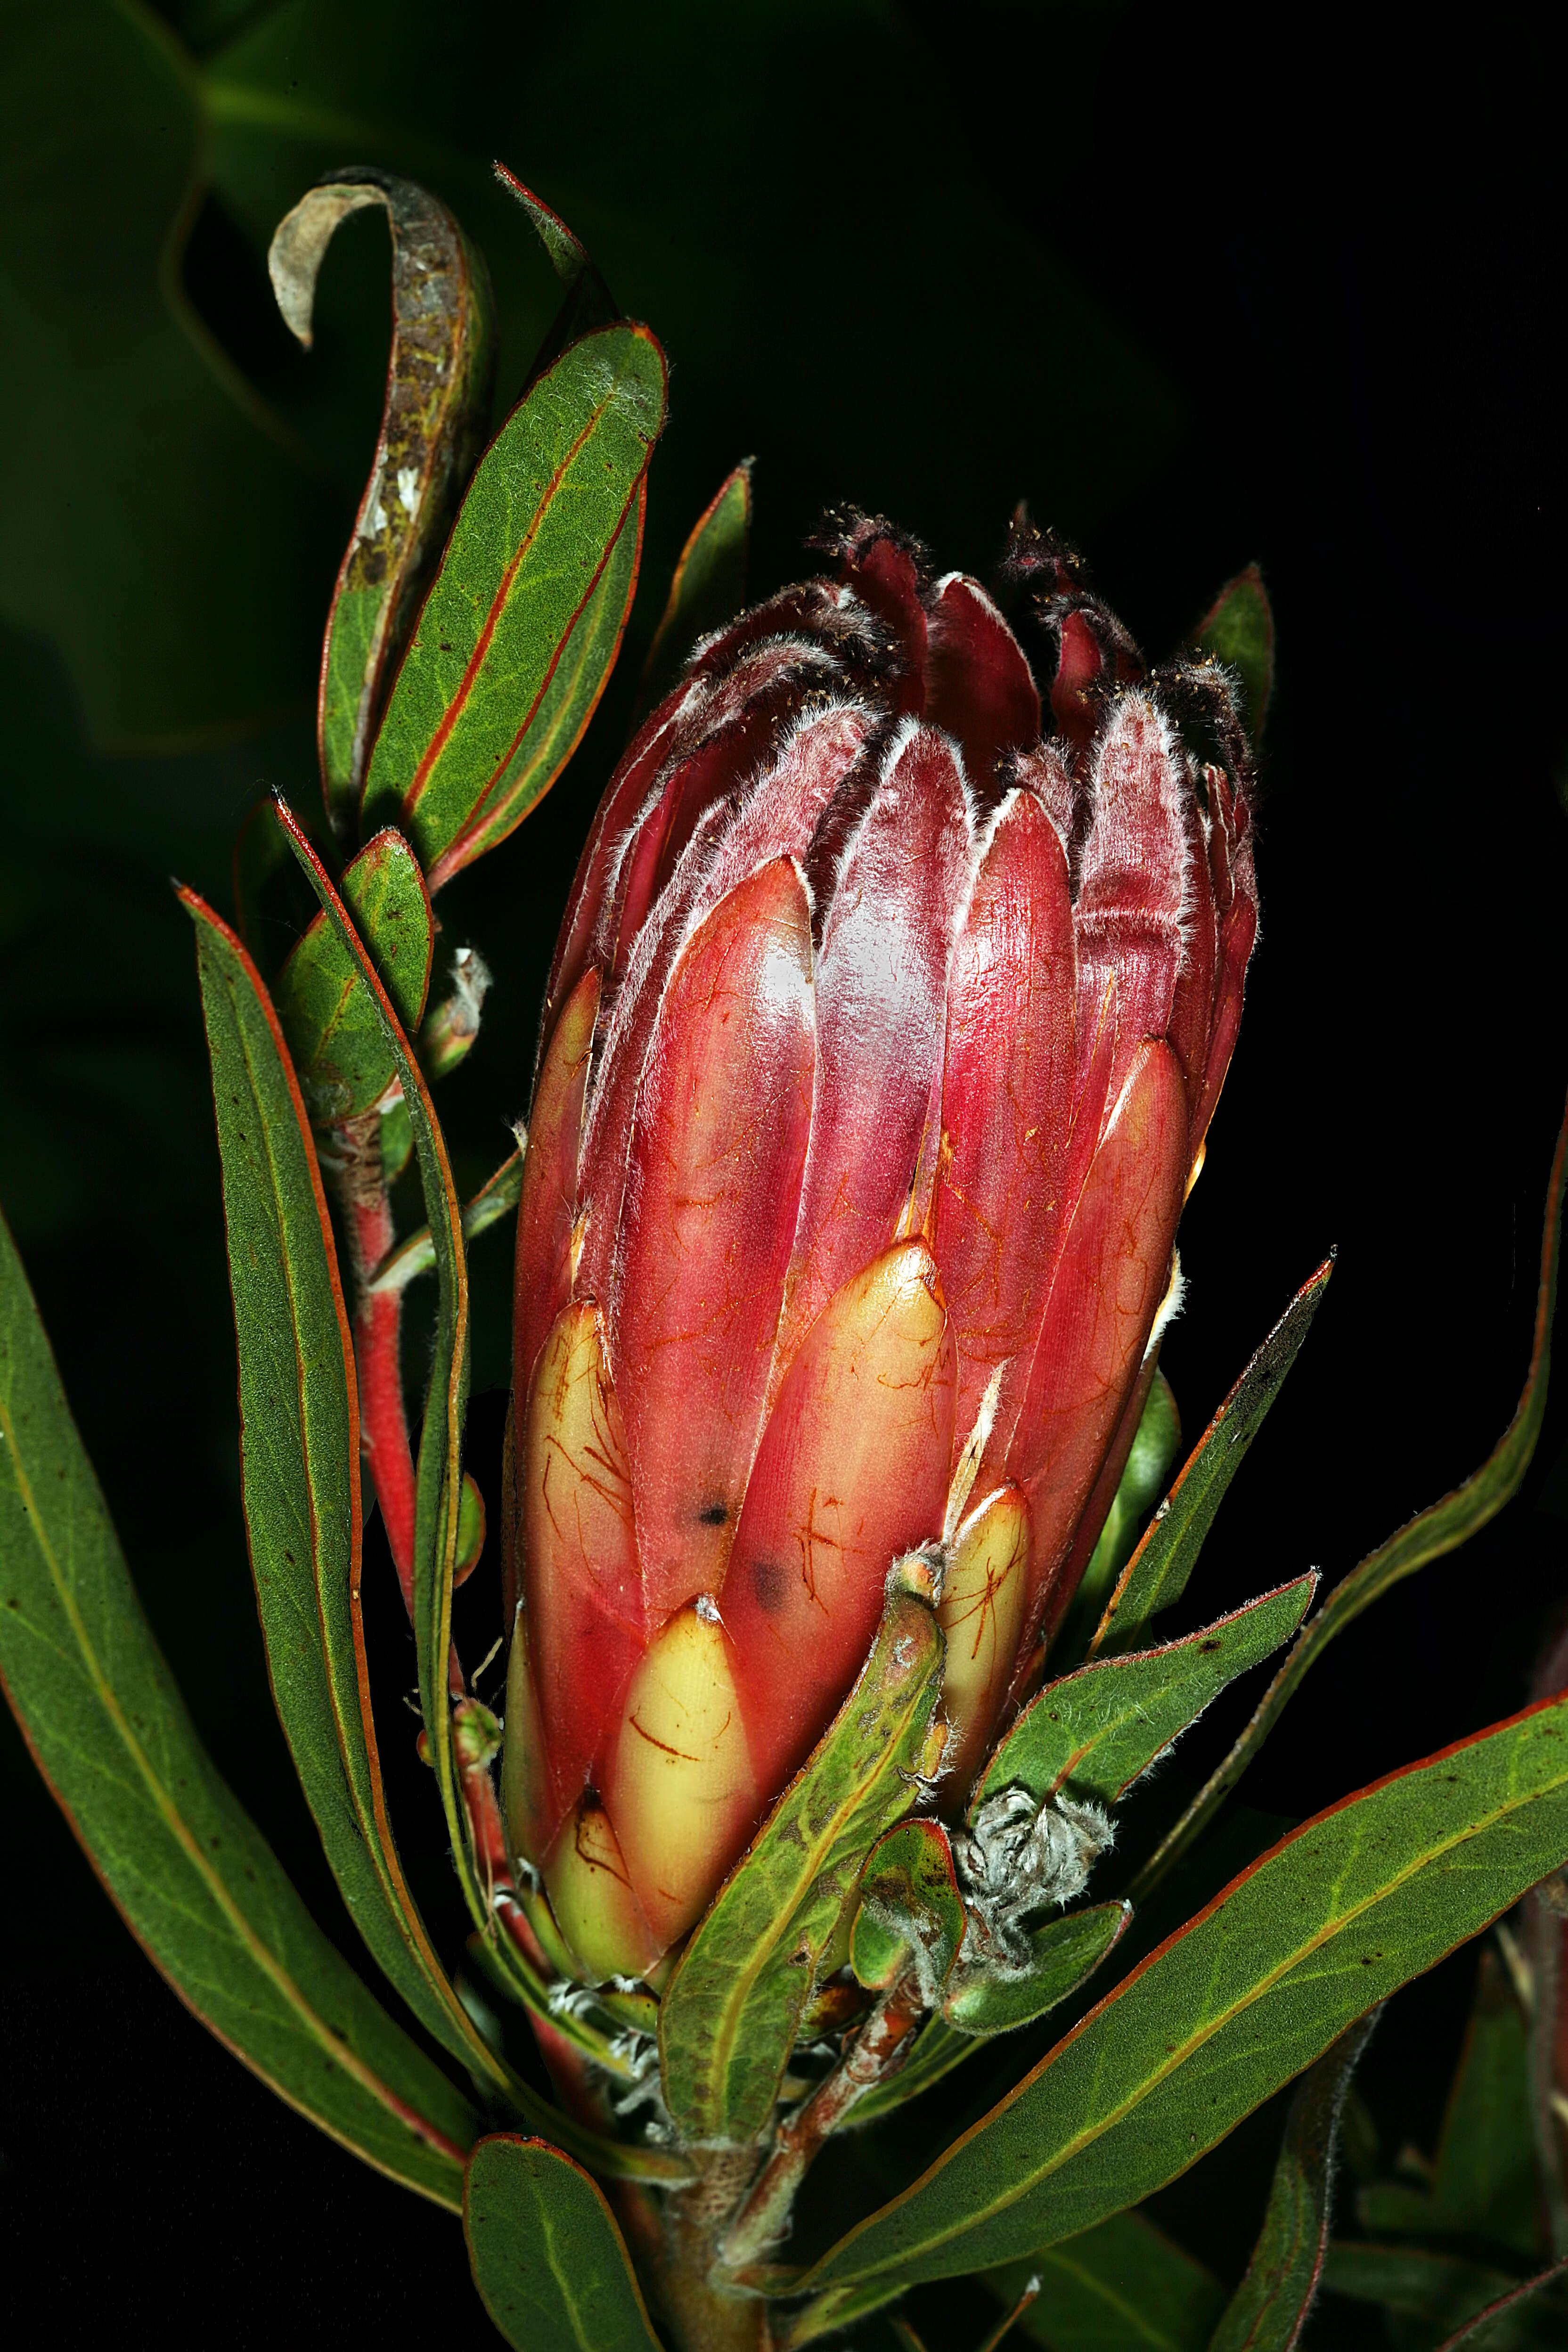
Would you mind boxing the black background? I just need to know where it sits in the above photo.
[3,2,1568,2344]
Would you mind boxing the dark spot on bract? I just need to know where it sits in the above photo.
[751,1556,788,1613]
[697,1502,729,1527]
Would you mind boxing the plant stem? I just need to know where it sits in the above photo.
[330,1105,419,1604]
[647,2154,773,2352]
[718,1976,927,2279]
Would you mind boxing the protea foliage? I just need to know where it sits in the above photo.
[3,165,1567,2352]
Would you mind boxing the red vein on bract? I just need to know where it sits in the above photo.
[404,381,634,811]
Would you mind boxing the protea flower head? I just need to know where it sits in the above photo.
[502,511,1257,1985]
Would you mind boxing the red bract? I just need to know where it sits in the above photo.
[505,513,1257,1979]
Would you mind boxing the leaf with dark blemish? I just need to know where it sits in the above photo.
[270,169,497,842]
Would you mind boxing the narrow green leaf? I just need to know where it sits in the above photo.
[980,1578,1317,1818]
[1054,1372,1182,1669]
[1432,2259,1568,2349]
[780,2276,910,2350]
[987,2211,1226,2352]
[369,1145,524,1295]
[269,170,496,837]
[492,163,620,378]
[463,2135,663,2352]
[942,1903,1131,2037]
[1208,2013,1378,2352]
[184,887,510,2096]
[1130,1097,1566,1901]
[0,1207,475,2207]
[272,827,434,1122]
[636,458,753,718]
[1322,2245,1541,2338]
[799,1693,1568,2297]
[658,1578,945,2145]
[1187,566,1275,751]
[427,481,646,886]
[232,797,323,986]
[362,322,668,887]
[1357,1949,1541,2258]
[1091,1259,1332,1657]
[276,804,481,1932]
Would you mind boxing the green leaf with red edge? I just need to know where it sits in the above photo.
[274,802,480,1927]
[1187,565,1275,751]
[1054,1370,1182,1669]
[493,163,620,382]
[1321,2245,1566,2345]
[979,1576,1317,1819]
[985,2210,1226,2351]
[797,1692,1568,2301]
[429,478,646,885]
[271,826,434,1122]
[1429,2261,1568,2348]
[851,1817,966,1996]
[1130,1097,1566,1903]
[1208,2013,1377,2352]
[635,457,753,720]
[0,1203,476,2208]
[184,885,513,2100]
[1091,1260,1332,1658]
[360,321,667,888]
[269,170,496,840]
[464,2136,664,2352]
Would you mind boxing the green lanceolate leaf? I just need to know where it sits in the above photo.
[1131,1098,1567,1901]
[1054,1371,1182,1668]
[852,1818,966,1997]
[493,164,620,382]
[1209,2013,1378,2352]
[368,1145,525,1295]
[184,887,512,2099]
[1091,1260,1331,1658]
[1430,2261,1568,2349]
[0,1208,476,2207]
[1188,565,1275,751]
[1357,1949,1541,2258]
[985,2211,1226,2352]
[463,2136,663,2352]
[270,170,497,839]
[943,1903,1132,2037]
[659,1576,945,2145]
[636,458,753,719]
[233,798,325,986]
[272,827,434,1122]
[276,805,481,1931]
[361,321,668,889]
[798,1693,1568,2299]
[1321,2245,1559,2343]
[979,1577,1317,1819]
[430,480,646,885]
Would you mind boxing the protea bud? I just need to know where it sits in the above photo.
[504,512,1257,1984]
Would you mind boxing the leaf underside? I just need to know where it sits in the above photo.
[464,2135,663,2352]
